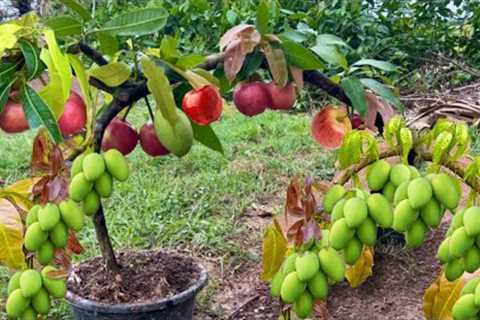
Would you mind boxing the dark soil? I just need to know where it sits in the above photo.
[68,250,200,304]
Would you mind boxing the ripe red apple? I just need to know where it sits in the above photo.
[233,81,271,117]
[101,118,139,155]
[182,85,223,125]
[58,92,87,135]
[350,114,364,129]
[139,122,170,157]
[0,99,29,133]
[266,82,296,110]
[311,106,352,149]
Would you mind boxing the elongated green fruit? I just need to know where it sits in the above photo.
[464,246,480,273]
[450,227,474,258]
[69,172,93,201]
[445,258,464,281]
[367,193,393,228]
[405,220,427,248]
[293,291,313,319]
[390,164,411,187]
[6,289,29,317]
[357,217,377,246]
[463,207,480,236]
[318,248,345,283]
[50,222,68,248]
[323,185,345,213]
[367,160,391,191]
[329,218,354,250]
[344,237,362,265]
[307,271,328,299]
[82,153,106,181]
[461,278,480,296]
[393,181,409,206]
[26,205,40,227]
[37,241,54,265]
[83,191,101,216]
[71,153,85,177]
[407,177,432,209]
[382,181,396,203]
[32,287,50,314]
[95,172,113,198]
[154,109,193,157]
[42,266,67,298]
[103,149,129,181]
[437,237,453,264]
[343,197,368,228]
[431,173,461,210]
[447,209,465,236]
[20,307,36,320]
[420,198,442,228]
[331,199,346,223]
[280,272,306,303]
[282,253,298,274]
[296,251,320,281]
[393,199,418,232]
[24,222,48,251]
[452,294,478,319]
[270,270,286,297]
[7,271,22,295]
[59,199,84,232]
[37,203,60,231]
[20,269,42,298]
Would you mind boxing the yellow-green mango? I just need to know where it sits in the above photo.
[103,149,129,181]
[71,153,85,178]
[431,173,461,210]
[20,269,42,298]
[82,153,106,181]
[344,237,362,265]
[318,248,345,283]
[461,278,480,296]
[59,199,84,232]
[154,109,193,157]
[450,227,475,258]
[463,207,480,236]
[26,205,40,227]
[329,218,354,250]
[50,222,68,248]
[407,177,433,209]
[367,160,391,191]
[42,266,67,298]
[367,193,393,228]
[357,217,377,246]
[20,307,37,320]
[452,294,478,319]
[83,191,100,216]
[465,246,480,273]
[282,253,298,274]
[393,181,409,206]
[420,198,442,228]
[37,203,60,231]
[32,287,50,314]
[280,271,306,303]
[37,241,54,265]
[343,197,368,228]
[293,291,313,319]
[392,199,418,232]
[69,172,93,201]
[409,166,420,178]
[8,271,22,295]
[405,220,427,248]
[296,251,320,281]
[307,271,328,299]
[437,237,453,264]
[323,185,345,213]
[448,209,465,237]
[270,270,286,297]
[382,181,396,203]
[6,289,29,317]
[445,258,465,281]
[390,164,411,187]
[24,222,48,251]
[354,188,369,200]
[316,231,329,250]
[95,172,113,198]
[331,199,346,223]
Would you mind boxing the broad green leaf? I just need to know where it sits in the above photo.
[0,24,22,57]
[280,24,308,43]
[160,36,179,60]
[192,123,224,154]
[45,16,82,37]
[345,247,374,288]
[341,76,367,116]
[167,62,212,89]
[0,78,15,114]
[97,32,119,56]
[21,84,63,144]
[189,0,210,11]
[261,220,287,281]
[236,50,264,81]
[280,40,324,70]
[353,59,398,72]
[316,34,349,47]
[263,42,288,87]
[89,62,131,87]
[18,40,40,80]
[311,43,348,69]
[0,199,26,270]
[0,63,19,81]
[177,54,206,70]
[101,7,168,36]
[256,0,270,35]
[193,68,220,87]
[360,78,403,111]
[59,0,91,21]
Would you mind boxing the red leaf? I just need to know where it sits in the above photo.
[301,219,322,244]
[53,249,72,272]
[31,129,54,175]
[224,40,248,82]
[219,24,258,51]
[67,231,84,254]
[290,66,304,91]
[365,92,397,132]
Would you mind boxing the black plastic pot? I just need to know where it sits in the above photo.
[65,261,208,320]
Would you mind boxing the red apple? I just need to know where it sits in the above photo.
[139,122,170,156]
[311,106,352,149]
[266,82,296,110]
[350,114,364,129]
[101,118,139,155]
[233,81,271,116]
[0,99,29,133]
[182,85,223,125]
[58,92,87,135]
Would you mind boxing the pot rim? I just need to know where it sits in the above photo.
[65,250,208,314]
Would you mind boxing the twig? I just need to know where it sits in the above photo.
[228,294,260,319]
[144,97,155,122]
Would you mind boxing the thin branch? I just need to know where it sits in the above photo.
[78,42,109,66]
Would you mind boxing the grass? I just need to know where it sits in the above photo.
[0,104,335,319]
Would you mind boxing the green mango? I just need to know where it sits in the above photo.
[32,287,50,314]
[331,199,346,223]
[445,258,465,282]
[452,294,478,320]
[450,227,475,258]
[71,153,85,178]
[50,222,68,248]
[37,203,60,231]
[382,181,396,203]
[389,164,411,187]
[20,307,37,320]
[393,199,418,232]
[329,218,354,250]
[357,217,377,246]
[7,271,22,295]
[59,199,84,232]
[69,172,93,201]
[409,166,420,178]
[366,159,391,191]
[295,251,320,281]
[26,205,40,227]
[293,291,313,319]
[463,207,480,237]
[280,272,306,303]
[307,271,328,299]
[407,177,433,209]
[343,197,368,228]
[465,246,480,273]
[82,153,106,181]
[437,237,453,264]
[431,173,461,210]
[367,193,393,228]
[270,270,286,297]
[282,253,298,274]
[461,278,480,296]
[316,231,329,250]
[318,248,345,283]
[37,241,54,265]
[323,185,345,213]
[344,237,363,265]
[20,269,42,298]
[103,149,129,181]
[154,109,193,157]
[405,220,427,249]
[6,289,30,317]
[83,191,101,216]
[448,209,465,236]
[393,181,409,206]
[24,222,48,251]
[95,172,113,198]
[420,198,443,228]
[42,266,67,298]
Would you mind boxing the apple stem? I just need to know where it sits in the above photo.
[144,97,155,122]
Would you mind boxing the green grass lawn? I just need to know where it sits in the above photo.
[0,105,336,318]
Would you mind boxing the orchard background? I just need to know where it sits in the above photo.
[1,0,480,319]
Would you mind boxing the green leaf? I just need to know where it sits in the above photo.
[21,84,63,144]
[316,34,349,47]
[45,16,82,37]
[18,40,40,80]
[280,24,308,43]
[160,36,179,60]
[192,122,224,154]
[0,79,14,114]
[341,76,367,116]
[236,50,264,81]
[97,32,119,56]
[360,78,404,111]
[0,63,19,81]
[256,0,270,35]
[59,0,91,21]
[352,59,398,72]
[101,7,168,36]
[280,40,324,70]
[89,62,131,87]
[311,44,348,69]
[177,54,206,70]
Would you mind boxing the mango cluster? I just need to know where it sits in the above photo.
[437,207,480,281]
[6,266,66,319]
[24,199,84,265]
[452,277,480,319]
[324,184,392,265]
[270,243,345,319]
[69,149,129,215]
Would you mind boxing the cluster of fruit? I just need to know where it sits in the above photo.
[6,266,66,319]
[452,277,480,320]
[324,185,391,265]
[437,206,480,281]
[69,149,129,215]
[270,242,345,318]
[24,200,84,265]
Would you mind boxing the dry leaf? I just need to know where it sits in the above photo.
[261,219,288,281]
[219,24,258,51]
[345,246,374,288]
[290,66,304,91]
[262,41,288,87]
[0,199,26,269]
[365,92,397,132]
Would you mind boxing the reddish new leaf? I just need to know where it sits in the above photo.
[290,66,304,91]
[262,41,288,87]
[301,218,322,245]
[31,129,54,174]
[365,92,396,132]
[219,24,257,50]
[54,249,73,272]
[67,230,84,254]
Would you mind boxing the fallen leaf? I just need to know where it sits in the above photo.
[345,246,374,288]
